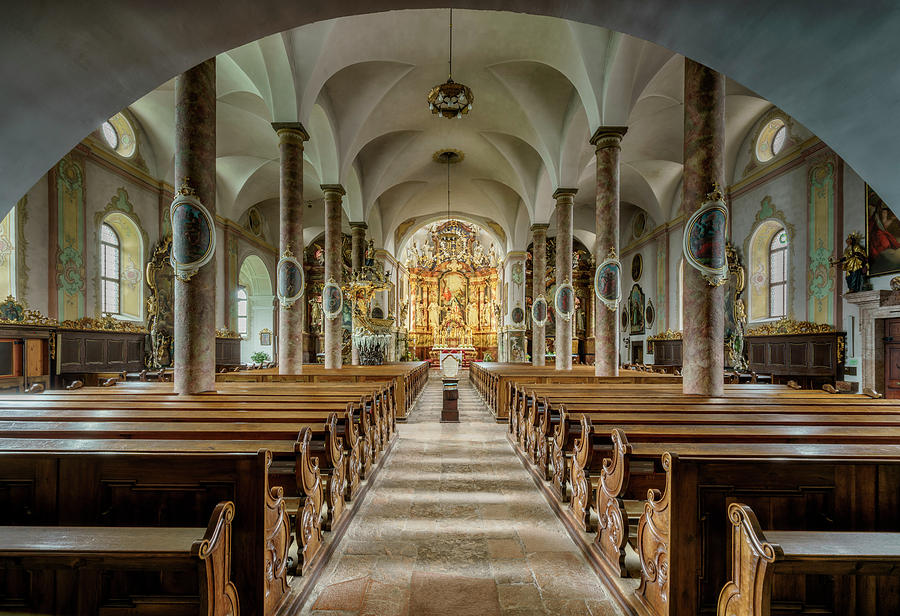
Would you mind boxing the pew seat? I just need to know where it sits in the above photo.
[718,503,900,616]
[0,501,239,616]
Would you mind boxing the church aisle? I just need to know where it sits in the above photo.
[301,371,622,616]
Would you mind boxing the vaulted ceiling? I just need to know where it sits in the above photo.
[126,9,773,253]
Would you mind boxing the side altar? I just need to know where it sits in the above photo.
[405,220,499,364]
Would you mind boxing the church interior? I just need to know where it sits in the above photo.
[3,4,900,615]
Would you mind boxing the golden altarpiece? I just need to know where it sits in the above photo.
[406,221,499,365]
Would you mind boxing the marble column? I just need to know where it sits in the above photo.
[553,188,577,370]
[350,221,367,365]
[590,126,628,376]
[273,122,308,374]
[174,58,215,394]
[531,224,549,366]
[682,58,725,395]
[322,184,345,369]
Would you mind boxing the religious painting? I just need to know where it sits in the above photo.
[170,192,215,281]
[511,306,525,325]
[629,284,645,335]
[621,307,628,328]
[555,283,575,322]
[259,328,272,346]
[632,211,647,239]
[631,253,642,282]
[511,263,524,285]
[322,280,343,319]
[645,299,655,327]
[866,183,900,276]
[532,296,548,327]
[277,249,305,308]
[683,197,729,286]
[594,256,621,311]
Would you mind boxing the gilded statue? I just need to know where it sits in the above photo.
[829,232,868,293]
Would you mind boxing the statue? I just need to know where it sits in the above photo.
[365,238,376,267]
[398,298,409,326]
[473,243,484,266]
[488,245,497,267]
[467,301,478,327]
[309,298,323,335]
[408,241,420,267]
[829,232,868,293]
[428,301,440,331]
[422,240,433,266]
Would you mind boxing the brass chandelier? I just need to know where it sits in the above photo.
[427,9,473,119]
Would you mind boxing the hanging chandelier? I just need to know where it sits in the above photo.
[427,9,474,119]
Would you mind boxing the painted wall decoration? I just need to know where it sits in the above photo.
[532,296,548,326]
[683,188,729,286]
[629,284,645,335]
[807,158,836,323]
[594,251,621,311]
[56,156,86,320]
[631,253,643,282]
[511,262,524,285]
[554,282,575,322]
[277,246,305,308]
[511,305,525,325]
[322,279,344,319]
[170,190,215,282]
[866,183,900,277]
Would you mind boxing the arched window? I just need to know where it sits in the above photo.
[748,220,790,321]
[0,206,16,299]
[100,223,121,315]
[768,229,788,318]
[236,286,248,336]
[677,258,684,330]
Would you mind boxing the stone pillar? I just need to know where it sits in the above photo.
[531,224,549,366]
[590,127,628,376]
[682,58,725,395]
[174,58,215,394]
[273,122,308,374]
[322,185,345,369]
[350,221,367,365]
[553,188,577,370]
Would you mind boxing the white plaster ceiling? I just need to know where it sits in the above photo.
[122,9,775,254]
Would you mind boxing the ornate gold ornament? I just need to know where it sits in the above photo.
[215,327,242,339]
[169,179,216,282]
[747,317,835,336]
[648,329,683,341]
[683,183,729,287]
[60,315,147,333]
[0,296,56,326]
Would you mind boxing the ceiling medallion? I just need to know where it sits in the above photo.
[427,9,474,120]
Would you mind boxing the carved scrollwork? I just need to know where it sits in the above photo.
[261,450,291,608]
[295,430,323,574]
[596,429,632,577]
[569,415,595,531]
[636,452,673,612]
[191,500,241,616]
[550,408,569,502]
[747,317,835,336]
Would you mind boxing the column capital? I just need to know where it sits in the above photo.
[320,184,346,197]
[349,221,368,230]
[272,122,309,143]
[590,126,628,149]
[552,187,578,201]
[530,223,550,233]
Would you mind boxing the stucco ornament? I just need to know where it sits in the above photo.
[277,245,305,308]
[683,183,729,287]
[595,247,622,312]
[169,182,215,282]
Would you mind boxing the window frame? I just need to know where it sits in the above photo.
[768,229,788,319]
[236,286,249,337]
[100,222,122,316]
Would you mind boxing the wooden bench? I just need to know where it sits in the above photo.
[718,502,900,616]
[0,444,290,616]
[0,501,239,615]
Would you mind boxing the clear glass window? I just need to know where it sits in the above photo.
[100,223,121,315]
[768,229,788,318]
[237,287,248,336]
[755,117,787,162]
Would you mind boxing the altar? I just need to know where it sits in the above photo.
[431,346,476,368]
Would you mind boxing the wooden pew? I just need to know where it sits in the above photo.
[717,502,900,616]
[0,444,290,616]
[0,501,239,615]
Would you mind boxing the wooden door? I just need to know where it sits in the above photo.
[885,318,900,399]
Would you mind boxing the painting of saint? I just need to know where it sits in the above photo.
[867,184,900,276]
[595,261,620,305]
[277,259,304,301]
[687,206,727,270]
[628,284,645,335]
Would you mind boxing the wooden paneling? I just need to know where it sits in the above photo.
[747,331,845,388]
[216,337,242,367]
[57,330,145,375]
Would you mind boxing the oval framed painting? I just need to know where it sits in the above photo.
[594,256,621,312]
[277,249,305,308]
[631,253,643,282]
[633,211,647,239]
[621,307,628,328]
[532,296,548,327]
[170,192,215,281]
[555,282,575,322]
[683,196,729,286]
[511,305,525,325]
[322,280,344,320]
[645,299,655,327]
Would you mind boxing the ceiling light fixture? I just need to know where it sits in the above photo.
[437,150,460,241]
[427,8,473,120]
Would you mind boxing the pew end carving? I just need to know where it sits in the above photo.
[596,428,632,577]
[192,500,241,616]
